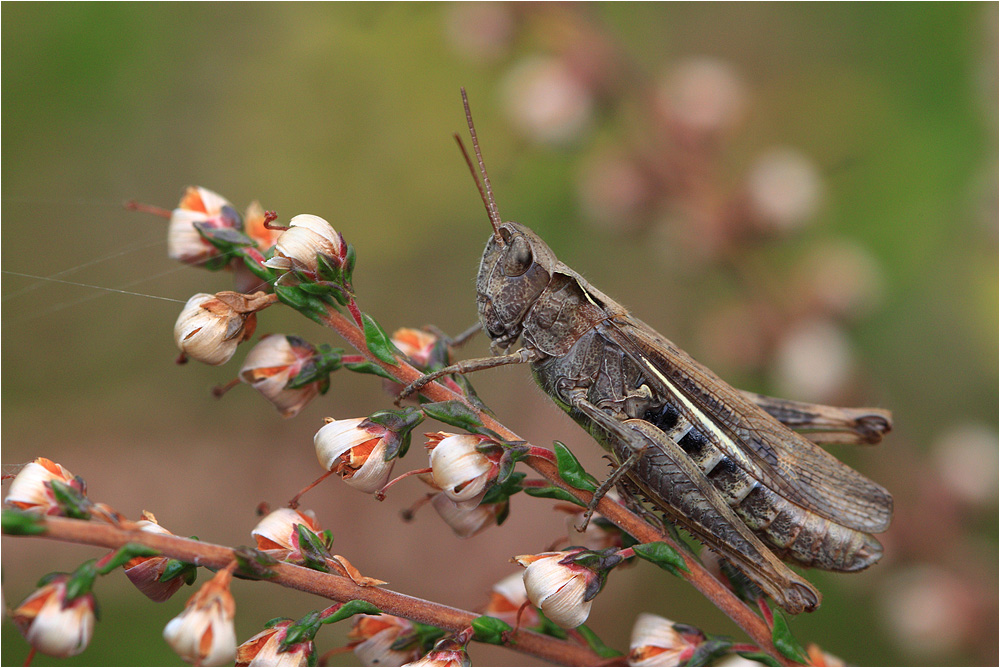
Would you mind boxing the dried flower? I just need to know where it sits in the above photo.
[4,457,83,515]
[348,614,423,666]
[426,432,497,507]
[628,613,702,666]
[173,291,268,366]
[391,328,439,368]
[11,575,96,658]
[514,550,598,629]
[163,566,237,666]
[239,334,324,417]
[264,214,346,279]
[124,512,187,602]
[315,418,398,494]
[167,186,242,265]
[236,619,313,667]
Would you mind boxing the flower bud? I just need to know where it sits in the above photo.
[426,432,497,508]
[11,575,96,658]
[264,214,346,279]
[252,508,322,554]
[239,334,324,417]
[243,200,282,252]
[348,614,423,666]
[236,619,313,667]
[430,492,504,538]
[124,512,187,602]
[173,292,262,366]
[163,567,237,666]
[167,186,242,265]
[315,418,397,494]
[483,572,539,628]
[4,457,84,515]
[404,634,472,667]
[391,328,439,368]
[628,613,702,666]
[514,550,598,629]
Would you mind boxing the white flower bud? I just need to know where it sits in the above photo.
[427,433,495,507]
[11,576,95,658]
[163,568,237,666]
[124,514,185,602]
[252,508,322,552]
[349,615,422,666]
[239,334,320,418]
[430,493,502,538]
[391,328,439,368]
[173,293,257,366]
[264,214,344,277]
[315,418,396,494]
[628,613,700,666]
[4,457,79,514]
[236,620,312,667]
[515,551,594,629]
[167,186,240,265]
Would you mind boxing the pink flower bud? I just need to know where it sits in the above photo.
[236,619,313,667]
[173,292,262,366]
[163,567,237,666]
[252,508,322,555]
[239,334,321,417]
[167,186,241,265]
[348,614,423,666]
[11,575,96,658]
[426,432,496,508]
[628,613,702,666]
[4,457,82,515]
[264,214,345,279]
[391,328,439,368]
[514,550,597,629]
[315,418,396,494]
[124,512,186,602]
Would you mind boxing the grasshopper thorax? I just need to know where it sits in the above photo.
[476,221,558,354]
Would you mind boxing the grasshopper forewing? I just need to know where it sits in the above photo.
[400,89,894,614]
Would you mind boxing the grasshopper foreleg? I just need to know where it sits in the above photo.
[395,347,537,405]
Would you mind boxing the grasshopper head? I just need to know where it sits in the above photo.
[476,221,556,353]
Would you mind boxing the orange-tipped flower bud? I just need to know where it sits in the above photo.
[514,550,598,629]
[11,575,96,658]
[252,508,322,555]
[628,613,703,666]
[239,334,322,417]
[174,292,263,366]
[4,457,82,515]
[391,328,439,368]
[163,567,237,666]
[264,214,345,278]
[236,619,313,667]
[348,614,423,666]
[426,432,497,508]
[483,572,540,628]
[167,187,242,265]
[315,418,397,494]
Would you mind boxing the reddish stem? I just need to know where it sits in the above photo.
[263,211,287,230]
[288,471,335,508]
[375,468,432,501]
[212,378,241,398]
[123,200,172,219]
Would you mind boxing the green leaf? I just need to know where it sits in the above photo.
[275,285,330,325]
[2,508,47,535]
[632,542,689,577]
[295,524,331,572]
[64,560,98,602]
[685,637,732,666]
[553,442,598,492]
[421,400,482,432]
[771,610,809,664]
[523,484,585,507]
[282,611,321,648]
[233,546,279,580]
[734,651,781,667]
[159,559,198,585]
[99,543,160,574]
[470,616,512,645]
[362,313,400,365]
[344,360,397,381]
[575,624,622,658]
[49,479,91,519]
[320,599,383,625]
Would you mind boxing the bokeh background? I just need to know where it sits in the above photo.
[3,3,996,666]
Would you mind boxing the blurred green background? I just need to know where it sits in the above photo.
[3,3,996,666]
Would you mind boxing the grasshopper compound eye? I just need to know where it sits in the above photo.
[502,235,533,277]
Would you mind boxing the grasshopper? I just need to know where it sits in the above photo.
[401,90,892,614]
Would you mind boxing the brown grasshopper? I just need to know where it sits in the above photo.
[401,89,892,614]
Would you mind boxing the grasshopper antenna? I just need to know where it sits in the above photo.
[459,87,503,242]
